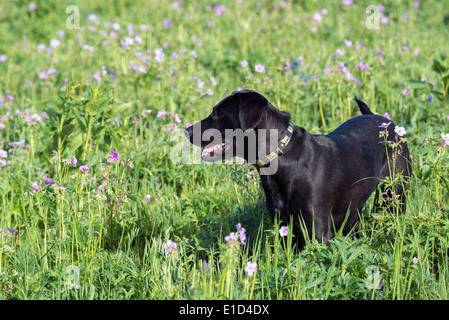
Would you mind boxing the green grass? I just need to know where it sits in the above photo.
[1,0,449,300]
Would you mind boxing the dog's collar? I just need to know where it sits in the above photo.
[255,124,294,167]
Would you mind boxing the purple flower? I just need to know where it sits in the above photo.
[108,151,119,162]
[214,4,227,16]
[71,155,77,167]
[79,164,90,172]
[383,112,391,120]
[45,177,53,184]
[236,223,246,245]
[412,257,418,264]
[163,239,177,254]
[7,95,14,101]
[31,181,40,191]
[344,39,352,47]
[323,66,331,74]
[244,261,257,277]
[358,61,369,71]
[379,122,391,128]
[240,60,248,68]
[402,88,410,95]
[376,49,384,57]
[7,227,17,234]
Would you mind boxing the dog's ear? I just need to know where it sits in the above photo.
[233,90,269,131]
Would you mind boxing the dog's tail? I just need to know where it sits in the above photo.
[354,97,373,115]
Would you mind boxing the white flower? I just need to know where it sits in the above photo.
[254,63,266,73]
[394,126,407,137]
[441,133,449,146]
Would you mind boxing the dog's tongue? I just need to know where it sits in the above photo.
[201,144,219,158]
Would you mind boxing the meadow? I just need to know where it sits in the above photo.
[0,0,449,300]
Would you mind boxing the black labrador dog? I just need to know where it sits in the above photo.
[184,90,411,248]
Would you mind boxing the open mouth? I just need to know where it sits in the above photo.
[201,142,227,160]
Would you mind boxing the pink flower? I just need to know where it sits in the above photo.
[157,111,167,118]
[145,194,152,203]
[44,177,53,184]
[402,88,410,95]
[383,112,391,120]
[108,151,119,162]
[254,64,266,73]
[214,4,227,16]
[31,181,40,191]
[240,60,248,68]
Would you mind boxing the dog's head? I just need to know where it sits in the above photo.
[184,90,289,163]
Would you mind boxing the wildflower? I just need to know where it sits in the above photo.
[31,181,40,191]
[427,96,433,103]
[323,66,331,74]
[145,194,151,203]
[344,39,352,47]
[441,133,449,146]
[413,48,420,56]
[108,151,119,162]
[342,0,353,5]
[358,61,369,71]
[244,261,258,277]
[79,164,90,172]
[255,64,266,73]
[225,232,239,245]
[402,88,410,95]
[143,109,152,114]
[240,60,248,68]
[71,155,77,167]
[279,226,289,237]
[0,149,7,158]
[401,45,409,52]
[236,223,246,245]
[45,177,53,184]
[413,1,420,8]
[7,227,17,234]
[28,2,37,11]
[163,239,177,254]
[394,126,407,136]
[412,257,418,264]
[0,54,7,62]
[214,4,227,16]
[0,159,6,167]
[49,38,61,48]
[311,11,323,23]
[376,49,384,57]
[157,111,167,118]
[7,95,14,101]
[203,260,210,274]
[379,122,391,128]
[383,112,391,120]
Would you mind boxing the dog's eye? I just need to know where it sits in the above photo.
[215,109,224,117]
